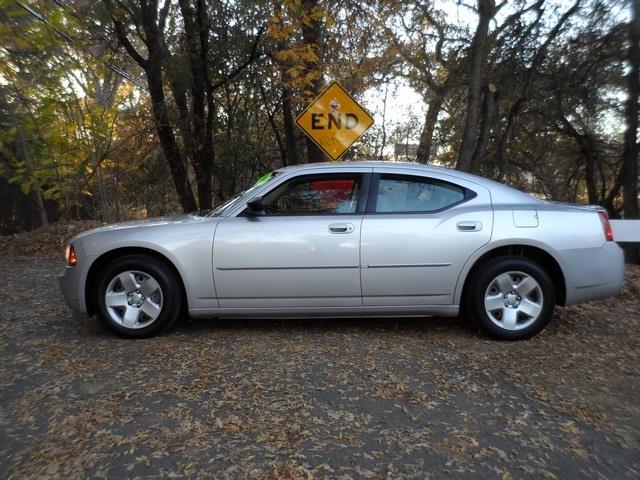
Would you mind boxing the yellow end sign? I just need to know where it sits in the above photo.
[296,82,374,161]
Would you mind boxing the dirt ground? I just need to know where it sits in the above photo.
[0,226,639,478]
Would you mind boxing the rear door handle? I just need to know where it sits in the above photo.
[329,223,354,234]
[457,221,482,232]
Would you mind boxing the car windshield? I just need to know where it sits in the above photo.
[207,171,277,216]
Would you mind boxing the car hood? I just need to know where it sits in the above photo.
[71,213,218,242]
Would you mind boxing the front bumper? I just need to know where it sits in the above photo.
[58,265,87,314]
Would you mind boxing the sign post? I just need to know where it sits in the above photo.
[296,81,374,161]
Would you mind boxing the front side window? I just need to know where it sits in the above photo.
[262,174,362,215]
[374,174,466,213]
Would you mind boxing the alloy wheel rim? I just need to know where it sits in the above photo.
[484,270,543,331]
[105,270,163,329]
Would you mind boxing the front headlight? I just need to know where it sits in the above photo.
[65,244,77,266]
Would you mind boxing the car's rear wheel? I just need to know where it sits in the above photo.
[96,255,182,338]
[466,256,555,340]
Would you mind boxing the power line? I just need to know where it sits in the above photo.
[14,1,147,90]
[49,0,143,72]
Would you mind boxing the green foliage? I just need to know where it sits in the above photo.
[0,0,175,222]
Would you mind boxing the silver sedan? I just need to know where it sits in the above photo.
[58,162,624,339]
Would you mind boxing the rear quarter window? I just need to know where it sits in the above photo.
[372,174,471,213]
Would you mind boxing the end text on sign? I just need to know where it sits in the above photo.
[311,112,360,130]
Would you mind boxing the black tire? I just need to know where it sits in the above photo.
[96,254,183,338]
[466,256,555,340]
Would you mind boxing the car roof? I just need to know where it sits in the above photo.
[277,160,480,181]
[274,161,540,205]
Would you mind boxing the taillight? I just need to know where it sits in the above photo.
[65,244,78,266]
[598,210,613,242]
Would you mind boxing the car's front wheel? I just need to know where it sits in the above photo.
[96,255,183,338]
[466,256,555,340]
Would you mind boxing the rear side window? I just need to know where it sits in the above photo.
[373,174,467,213]
[262,173,363,215]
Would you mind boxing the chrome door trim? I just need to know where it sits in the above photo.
[366,262,452,268]
[216,265,359,271]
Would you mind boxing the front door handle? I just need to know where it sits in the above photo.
[457,221,482,232]
[329,223,354,234]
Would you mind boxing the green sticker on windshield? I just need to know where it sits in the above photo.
[256,172,273,186]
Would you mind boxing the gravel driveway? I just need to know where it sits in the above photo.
[1,257,639,479]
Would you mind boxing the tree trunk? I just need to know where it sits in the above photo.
[258,82,287,166]
[471,83,498,171]
[178,0,214,210]
[456,0,495,172]
[107,0,198,213]
[15,120,48,228]
[273,13,300,167]
[416,88,446,164]
[574,136,598,205]
[282,86,298,166]
[584,142,598,205]
[576,138,598,204]
[497,99,519,180]
[622,0,640,219]
[146,59,197,212]
[554,103,599,204]
[377,83,389,160]
[196,0,215,211]
[301,0,325,163]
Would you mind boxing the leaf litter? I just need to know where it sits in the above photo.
[0,239,638,478]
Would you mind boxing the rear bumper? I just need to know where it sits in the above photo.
[561,241,624,305]
[58,265,87,314]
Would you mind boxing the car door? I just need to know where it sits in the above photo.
[213,169,371,309]
[360,168,493,306]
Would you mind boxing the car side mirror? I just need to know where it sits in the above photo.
[245,197,265,216]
